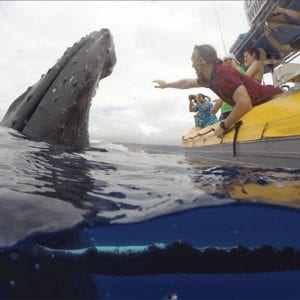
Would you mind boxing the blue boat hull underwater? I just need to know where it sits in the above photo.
[0,1,300,299]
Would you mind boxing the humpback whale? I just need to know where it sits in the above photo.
[0,29,116,148]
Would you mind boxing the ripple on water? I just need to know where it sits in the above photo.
[0,128,299,247]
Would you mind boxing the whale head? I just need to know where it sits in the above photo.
[0,29,117,148]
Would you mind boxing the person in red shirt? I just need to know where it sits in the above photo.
[153,44,283,138]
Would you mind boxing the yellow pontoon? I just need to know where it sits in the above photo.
[182,90,300,168]
[182,0,300,168]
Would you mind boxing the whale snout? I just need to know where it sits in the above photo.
[101,28,111,37]
[86,29,117,80]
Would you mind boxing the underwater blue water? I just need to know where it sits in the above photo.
[0,126,300,299]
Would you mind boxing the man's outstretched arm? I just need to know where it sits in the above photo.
[153,79,200,89]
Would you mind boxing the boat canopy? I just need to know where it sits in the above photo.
[230,0,300,74]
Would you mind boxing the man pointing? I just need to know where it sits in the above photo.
[153,44,283,138]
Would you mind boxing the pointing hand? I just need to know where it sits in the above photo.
[153,80,168,88]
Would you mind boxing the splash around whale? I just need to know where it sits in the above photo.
[0,29,116,148]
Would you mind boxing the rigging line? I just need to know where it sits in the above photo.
[212,1,227,54]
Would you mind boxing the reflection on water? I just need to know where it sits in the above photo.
[186,158,300,209]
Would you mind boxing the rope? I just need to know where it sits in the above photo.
[213,1,226,54]
[232,120,243,157]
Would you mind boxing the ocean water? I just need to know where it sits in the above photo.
[0,126,300,299]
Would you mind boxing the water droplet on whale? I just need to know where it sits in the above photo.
[10,253,19,261]
[34,263,41,271]
[168,293,178,300]
[9,280,16,288]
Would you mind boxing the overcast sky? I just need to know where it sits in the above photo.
[0,1,252,145]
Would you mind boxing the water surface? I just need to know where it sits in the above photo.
[1,127,300,299]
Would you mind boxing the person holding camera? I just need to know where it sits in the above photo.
[188,93,217,128]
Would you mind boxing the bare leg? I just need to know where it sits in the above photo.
[268,14,287,23]
[267,21,285,30]
[274,6,300,20]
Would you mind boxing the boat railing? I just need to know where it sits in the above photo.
[272,62,300,87]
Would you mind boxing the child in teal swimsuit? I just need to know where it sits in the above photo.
[189,94,218,128]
